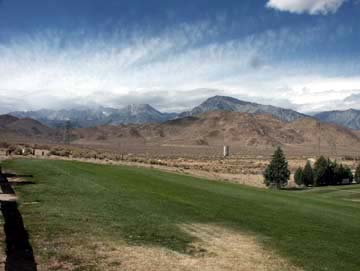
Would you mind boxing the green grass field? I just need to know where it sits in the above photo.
[2,159,360,271]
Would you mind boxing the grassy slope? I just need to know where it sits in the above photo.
[2,159,360,271]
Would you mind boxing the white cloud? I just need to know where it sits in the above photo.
[266,0,347,15]
[0,20,358,113]
[279,76,360,112]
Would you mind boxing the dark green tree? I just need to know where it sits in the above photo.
[355,165,360,184]
[302,161,314,186]
[263,147,290,189]
[294,167,304,186]
[344,166,354,184]
[333,163,353,185]
[332,161,342,185]
[313,156,331,186]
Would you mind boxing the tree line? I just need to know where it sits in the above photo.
[264,147,360,189]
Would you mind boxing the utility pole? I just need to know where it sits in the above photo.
[63,121,71,145]
[118,138,124,160]
[330,136,337,159]
[317,121,321,157]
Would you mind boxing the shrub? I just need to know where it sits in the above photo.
[0,142,10,148]
[71,150,83,158]
[96,134,107,140]
[23,147,34,156]
[294,167,303,186]
[49,148,71,157]
[263,147,290,189]
[302,161,314,186]
[13,146,24,155]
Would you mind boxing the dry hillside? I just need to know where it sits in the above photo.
[71,111,360,157]
[0,115,61,143]
[1,112,359,157]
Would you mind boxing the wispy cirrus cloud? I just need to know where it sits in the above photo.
[266,0,347,15]
[0,17,359,113]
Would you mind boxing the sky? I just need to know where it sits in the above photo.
[0,0,360,114]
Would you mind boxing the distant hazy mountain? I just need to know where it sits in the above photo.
[10,96,309,127]
[314,109,360,130]
[11,107,116,128]
[11,104,177,128]
[179,96,306,122]
[0,114,19,128]
[108,104,177,125]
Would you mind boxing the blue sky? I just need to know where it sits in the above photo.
[0,0,360,113]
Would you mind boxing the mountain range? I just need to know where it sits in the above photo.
[1,110,360,157]
[11,104,177,128]
[179,96,306,122]
[314,109,360,130]
[60,111,360,157]
[7,95,360,130]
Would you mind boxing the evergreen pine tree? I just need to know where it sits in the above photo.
[263,147,290,189]
[302,161,314,186]
[294,167,303,186]
[313,156,329,186]
[332,161,342,185]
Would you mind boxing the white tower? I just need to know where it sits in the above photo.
[223,145,230,157]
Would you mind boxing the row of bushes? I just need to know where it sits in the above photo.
[295,156,360,186]
[48,147,128,162]
[49,148,72,157]
[5,145,34,156]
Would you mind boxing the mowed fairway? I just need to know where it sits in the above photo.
[2,159,360,271]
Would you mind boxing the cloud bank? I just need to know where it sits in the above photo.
[266,0,347,15]
[0,19,359,113]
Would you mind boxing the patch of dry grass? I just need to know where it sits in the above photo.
[38,224,300,271]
